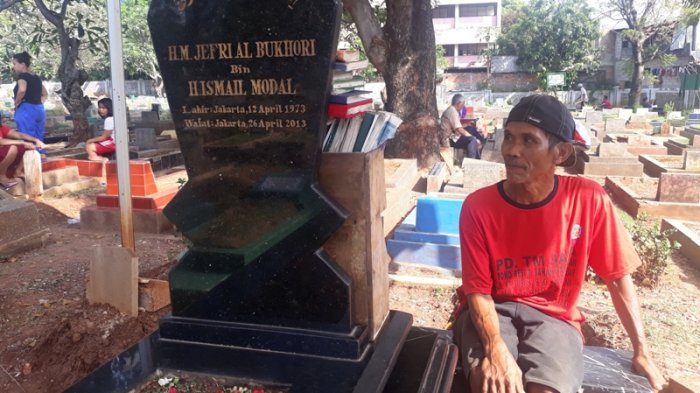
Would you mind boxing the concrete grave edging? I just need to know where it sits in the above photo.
[661,219,700,268]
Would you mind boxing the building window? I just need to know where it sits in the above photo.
[459,3,496,17]
[458,43,489,56]
[432,5,455,18]
[442,45,455,56]
[621,39,630,48]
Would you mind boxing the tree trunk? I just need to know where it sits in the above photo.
[59,38,91,146]
[344,0,441,169]
[381,0,441,168]
[628,43,644,107]
[33,0,92,146]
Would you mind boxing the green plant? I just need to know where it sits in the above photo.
[663,101,675,115]
[621,213,680,288]
[176,177,187,189]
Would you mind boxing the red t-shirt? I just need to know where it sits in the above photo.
[457,175,640,334]
[0,125,10,138]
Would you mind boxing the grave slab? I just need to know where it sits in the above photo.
[656,172,700,203]
[0,193,51,257]
[685,150,700,171]
[461,158,505,194]
[415,196,463,235]
[426,161,447,194]
[661,219,700,268]
[386,208,461,274]
[664,139,698,155]
[605,118,627,133]
[585,111,604,124]
[575,154,644,177]
[606,177,700,220]
[596,143,629,157]
[134,127,158,150]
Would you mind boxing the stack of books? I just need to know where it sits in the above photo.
[322,111,402,153]
[327,90,373,118]
[328,49,372,119]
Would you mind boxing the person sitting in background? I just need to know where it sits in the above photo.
[85,98,115,162]
[0,120,44,190]
[601,95,613,109]
[462,118,488,145]
[441,94,481,159]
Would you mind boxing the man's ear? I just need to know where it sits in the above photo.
[555,143,574,165]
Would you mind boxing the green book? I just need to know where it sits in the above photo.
[353,112,376,152]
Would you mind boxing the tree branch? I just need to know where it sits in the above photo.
[343,0,387,74]
[33,0,62,28]
[0,0,23,11]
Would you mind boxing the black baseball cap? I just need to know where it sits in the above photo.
[505,94,578,166]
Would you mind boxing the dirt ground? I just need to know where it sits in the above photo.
[1,183,700,392]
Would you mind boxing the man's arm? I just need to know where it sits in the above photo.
[6,129,44,149]
[14,79,27,109]
[605,274,666,391]
[466,293,524,393]
[41,84,48,103]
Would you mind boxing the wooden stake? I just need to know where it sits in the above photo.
[22,150,42,199]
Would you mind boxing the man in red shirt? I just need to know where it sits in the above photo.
[454,95,665,393]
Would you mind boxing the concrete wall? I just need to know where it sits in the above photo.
[442,72,538,93]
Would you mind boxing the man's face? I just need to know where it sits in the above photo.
[501,121,561,184]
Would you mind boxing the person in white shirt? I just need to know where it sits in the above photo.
[576,83,588,110]
[85,98,115,162]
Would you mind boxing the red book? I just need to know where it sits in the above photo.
[327,98,373,119]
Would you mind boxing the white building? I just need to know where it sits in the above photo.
[432,0,502,70]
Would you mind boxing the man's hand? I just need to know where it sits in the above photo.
[632,353,666,392]
[23,142,36,150]
[605,275,667,392]
[473,341,524,393]
[34,140,45,149]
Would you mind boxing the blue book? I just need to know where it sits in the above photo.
[328,90,372,105]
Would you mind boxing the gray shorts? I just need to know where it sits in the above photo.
[453,301,583,393]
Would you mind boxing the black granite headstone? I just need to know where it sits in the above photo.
[64,3,453,391]
[148,0,351,330]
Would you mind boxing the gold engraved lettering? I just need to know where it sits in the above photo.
[184,118,210,128]
[187,80,247,96]
[230,65,251,74]
[235,42,253,59]
[250,78,297,95]
[255,39,316,58]
[194,43,233,60]
[168,45,190,61]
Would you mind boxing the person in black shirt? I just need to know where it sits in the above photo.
[12,52,48,157]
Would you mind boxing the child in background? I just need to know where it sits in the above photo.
[85,98,115,162]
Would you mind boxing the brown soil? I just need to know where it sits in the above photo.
[614,176,659,200]
[0,175,699,392]
[651,155,684,166]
